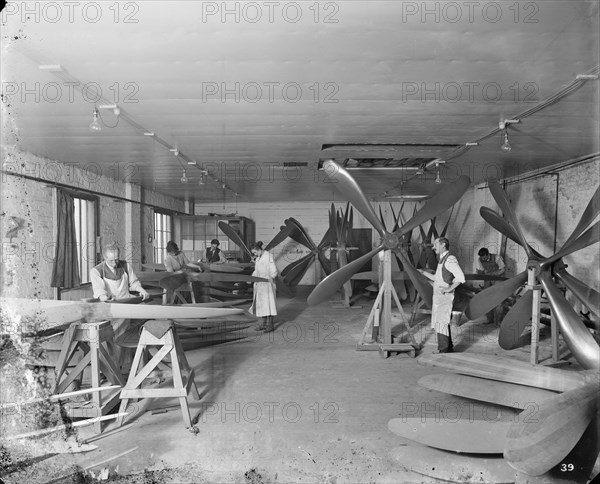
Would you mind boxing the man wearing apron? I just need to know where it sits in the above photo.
[476,247,505,323]
[419,237,465,353]
[91,244,150,372]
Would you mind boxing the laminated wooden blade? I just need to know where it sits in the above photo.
[218,221,252,258]
[264,223,293,252]
[307,244,384,305]
[389,444,516,484]
[504,379,600,476]
[554,267,600,318]
[429,217,439,239]
[466,271,528,320]
[542,221,600,269]
[539,271,600,370]
[480,207,528,251]
[167,300,248,308]
[378,205,387,232]
[488,181,532,258]
[397,251,433,309]
[417,353,590,392]
[440,206,454,237]
[388,417,510,454]
[209,288,252,300]
[559,185,599,251]
[323,160,387,236]
[396,175,470,237]
[190,273,267,283]
[329,203,338,241]
[282,255,313,286]
[200,263,245,273]
[418,374,557,410]
[281,253,312,278]
[274,276,294,298]
[142,263,166,271]
[317,251,332,276]
[317,227,335,250]
[159,273,189,290]
[498,289,534,350]
[285,218,316,250]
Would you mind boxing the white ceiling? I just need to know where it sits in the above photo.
[1,1,599,202]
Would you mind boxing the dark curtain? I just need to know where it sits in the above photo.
[51,190,81,288]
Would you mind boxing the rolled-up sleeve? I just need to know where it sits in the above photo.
[446,255,466,284]
[90,267,108,299]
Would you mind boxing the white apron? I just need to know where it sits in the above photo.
[249,252,278,317]
[431,286,454,336]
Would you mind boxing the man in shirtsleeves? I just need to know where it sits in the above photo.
[419,237,466,353]
[90,244,150,372]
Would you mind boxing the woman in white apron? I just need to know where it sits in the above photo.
[249,241,278,332]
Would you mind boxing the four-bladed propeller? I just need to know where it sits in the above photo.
[466,184,599,369]
[307,160,471,307]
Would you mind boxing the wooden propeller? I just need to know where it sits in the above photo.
[307,160,470,306]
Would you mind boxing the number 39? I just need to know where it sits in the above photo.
[561,463,574,472]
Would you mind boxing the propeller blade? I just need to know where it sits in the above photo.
[159,273,189,291]
[466,271,528,320]
[488,181,532,258]
[539,271,600,370]
[504,379,600,476]
[317,251,332,276]
[322,159,387,236]
[283,255,314,286]
[308,244,384,306]
[397,251,433,309]
[285,218,317,250]
[396,175,471,237]
[317,227,335,250]
[554,267,600,318]
[498,289,533,350]
[559,185,600,251]
[189,273,267,284]
[281,253,313,278]
[264,223,294,252]
[542,221,600,269]
[440,207,454,237]
[218,221,252,258]
[329,203,338,241]
[429,217,439,239]
[379,205,387,232]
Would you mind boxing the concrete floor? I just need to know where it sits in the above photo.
[3,288,594,484]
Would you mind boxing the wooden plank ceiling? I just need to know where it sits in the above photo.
[1,1,598,202]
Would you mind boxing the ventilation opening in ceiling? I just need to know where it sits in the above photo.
[318,158,437,169]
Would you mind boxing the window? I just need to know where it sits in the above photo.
[154,211,172,264]
[73,195,97,283]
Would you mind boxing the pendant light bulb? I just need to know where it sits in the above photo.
[501,130,512,152]
[180,169,188,184]
[89,108,102,132]
[434,162,442,184]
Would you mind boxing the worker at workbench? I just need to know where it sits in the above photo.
[91,244,150,302]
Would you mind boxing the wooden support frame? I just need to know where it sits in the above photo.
[53,320,125,433]
[117,320,200,429]
[357,250,422,357]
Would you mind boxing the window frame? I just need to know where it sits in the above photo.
[71,193,99,284]
[154,211,173,264]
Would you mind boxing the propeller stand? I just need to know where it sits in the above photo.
[527,265,543,365]
[357,250,422,357]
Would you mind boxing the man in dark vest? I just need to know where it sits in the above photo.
[476,247,506,323]
[419,237,465,353]
[204,239,221,263]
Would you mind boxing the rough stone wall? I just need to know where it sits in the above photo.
[1,147,184,299]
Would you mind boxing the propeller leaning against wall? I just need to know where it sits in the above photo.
[465,183,600,370]
[307,159,471,307]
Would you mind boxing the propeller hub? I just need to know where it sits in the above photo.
[526,259,542,277]
[382,232,400,249]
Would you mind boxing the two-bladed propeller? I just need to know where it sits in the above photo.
[465,183,599,370]
[307,160,471,307]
